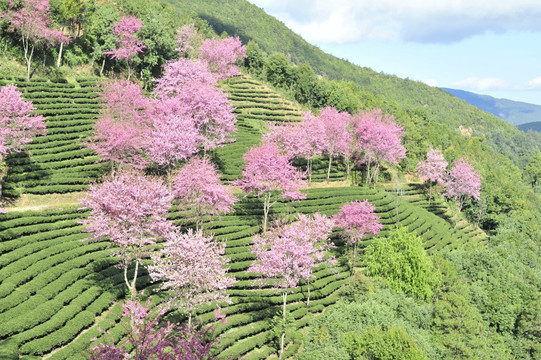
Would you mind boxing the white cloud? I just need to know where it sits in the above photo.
[422,79,438,87]
[454,77,511,91]
[248,0,541,44]
[526,77,541,89]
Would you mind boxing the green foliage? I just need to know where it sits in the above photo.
[343,326,428,360]
[364,226,441,300]
[524,152,541,189]
[244,40,266,78]
[264,53,296,89]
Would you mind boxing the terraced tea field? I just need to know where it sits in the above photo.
[0,78,108,198]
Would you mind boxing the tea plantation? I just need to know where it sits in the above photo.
[0,75,486,359]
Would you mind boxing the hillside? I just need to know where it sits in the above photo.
[0,74,488,359]
[163,0,541,167]
[442,87,541,126]
[518,121,541,133]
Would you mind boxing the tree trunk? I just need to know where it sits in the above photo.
[56,41,64,68]
[23,38,34,81]
[326,155,333,182]
[263,193,271,232]
[346,162,351,181]
[351,242,357,275]
[280,292,287,360]
[307,279,311,308]
[127,61,132,81]
[100,58,106,77]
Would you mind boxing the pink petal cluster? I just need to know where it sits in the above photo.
[417,148,448,184]
[333,200,382,245]
[90,299,214,360]
[248,213,335,290]
[175,23,202,57]
[353,109,406,166]
[88,80,151,168]
[104,15,145,61]
[153,58,217,98]
[144,97,199,167]
[233,143,307,200]
[318,106,352,158]
[0,84,46,158]
[149,229,235,314]
[175,83,236,152]
[199,36,247,80]
[80,170,174,262]
[1,0,69,46]
[444,158,481,203]
[263,123,309,160]
[173,156,237,221]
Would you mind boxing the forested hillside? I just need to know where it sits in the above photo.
[0,0,541,359]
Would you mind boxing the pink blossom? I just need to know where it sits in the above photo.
[417,148,448,184]
[352,109,406,185]
[153,58,217,99]
[87,80,151,169]
[317,106,352,181]
[199,36,247,80]
[149,228,235,324]
[105,15,145,62]
[0,84,46,158]
[173,156,237,227]
[334,200,382,271]
[175,23,203,57]
[80,170,174,297]
[144,97,199,168]
[90,299,215,360]
[444,158,481,213]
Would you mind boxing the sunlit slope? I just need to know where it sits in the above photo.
[0,78,107,197]
[0,185,484,359]
[216,75,347,182]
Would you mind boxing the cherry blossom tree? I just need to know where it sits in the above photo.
[152,58,217,99]
[80,170,174,300]
[105,15,146,80]
[87,80,151,170]
[444,158,481,219]
[417,148,448,204]
[333,200,382,273]
[175,23,203,58]
[149,228,235,327]
[248,213,334,359]
[144,97,199,174]
[0,84,46,206]
[172,156,237,229]
[353,109,406,187]
[2,0,69,80]
[199,36,247,80]
[233,143,307,232]
[317,106,352,182]
[90,298,216,360]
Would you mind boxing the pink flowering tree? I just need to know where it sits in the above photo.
[179,84,237,154]
[333,200,382,273]
[153,58,217,99]
[233,143,307,232]
[87,80,152,170]
[248,213,334,359]
[199,36,247,80]
[417,148,448,204]
[317,106,352,182]
[0,84,46,210]
[144,97,199,175]
[80,171,174,300]
[444,158,481,222]
[149,228,235,327]
[172,156,237,229]
[1,0,69,80]
[105,15,146,80]
[175,23,203,58]
[89,298,216,360]
[353,109,406,187]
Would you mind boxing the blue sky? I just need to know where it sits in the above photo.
[247,0,541,105]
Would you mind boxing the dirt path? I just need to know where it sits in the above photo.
[4,192,86,212]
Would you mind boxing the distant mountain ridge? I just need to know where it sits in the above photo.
[518,121,541,132]
[441,87,541,126]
